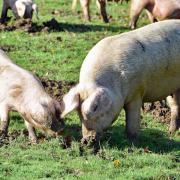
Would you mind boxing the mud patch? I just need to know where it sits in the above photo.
[143,101,171,123]
[0,129,28,147]
[41,78,75,101]
[0,18,63,34]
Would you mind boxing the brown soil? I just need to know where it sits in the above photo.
[0,18,63,34]
[143,101,171,124]
[40,78,75,101]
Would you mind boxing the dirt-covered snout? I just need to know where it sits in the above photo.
[39,99,64,135]
[61,84,116,139]
[26,98,64,136]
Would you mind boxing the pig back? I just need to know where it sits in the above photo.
[80,20,180,100]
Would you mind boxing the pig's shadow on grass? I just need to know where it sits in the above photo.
[65,120,180,153]
[42,20,127,33]
[0,17,128,33]
[7,115,180,154]
[102,126,180,153]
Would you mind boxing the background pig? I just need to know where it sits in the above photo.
[0,50,62,143]
[1,0,38,23]
[129,0,180,29]
[61,20,180,141]
[72,0,108,23]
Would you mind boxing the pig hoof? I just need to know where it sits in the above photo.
[169,121,180,136]
[129,22,135,30]
[81,136,100,154]
[0,19,5,24]
[127,132,138,141]
[81,136,96,146]
[30,138,38,144]
[103,17,109,23]
[131,26,135,30]
[168,128,176,136]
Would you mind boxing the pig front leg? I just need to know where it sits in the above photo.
[0,105,10,137]
[96,0,109,23]
[124,98,142,139]
[72,0,78,12]
[80,0,91,21]
[1,2,9,24]
[167,89,180,135]
[25,121,37,143]
[129,0,144,29]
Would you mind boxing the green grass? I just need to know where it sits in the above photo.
[0,0,179,179]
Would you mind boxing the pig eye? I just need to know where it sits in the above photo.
[93,104,98,112]
[41,102,48,109]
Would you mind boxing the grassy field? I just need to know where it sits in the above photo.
[0,0,179,179]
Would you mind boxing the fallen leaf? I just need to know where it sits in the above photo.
[114,159,121,168]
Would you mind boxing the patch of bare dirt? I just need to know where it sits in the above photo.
[41,79,75,101]
[0,18,63,34]
[143,101,171,123]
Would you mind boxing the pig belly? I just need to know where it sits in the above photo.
[154,1,180,20]
[143,76,180,102]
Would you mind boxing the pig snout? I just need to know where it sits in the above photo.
[50,118,64,134]
[81,126,102,154]
[82,123,102,142]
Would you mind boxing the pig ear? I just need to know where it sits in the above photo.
[61,86,80,118]
[14,1,26,17]
[84,88,112,120]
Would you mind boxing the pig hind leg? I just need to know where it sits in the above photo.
[124,97,142,140]
[96,0,109,23]
[72,0,78,12]
[80,0,91,21]
[0,105,10,137]
[1,2,9,23]
[145,10,157,23]
[25,121,37,143]
[167,89,180,135]
[129,1,144,29]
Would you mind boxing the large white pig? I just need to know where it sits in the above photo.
[0,50,62,143]
[129,0,180,29]
[61,20,180,141]
[1,0,38,23]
